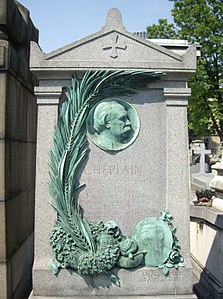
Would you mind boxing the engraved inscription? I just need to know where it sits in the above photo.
[84,164,142,175]
[139,271,175,283]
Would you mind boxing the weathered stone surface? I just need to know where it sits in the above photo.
[0,263,11,299]
[0,235,33,299]
[0,0,38,46]
[0,45,6,67]
[33,267,194,297]
[0,74,6,139]
[13,268,32,299]
[0,139,5,202]
[6,75,28,141]
[30,8,197,72]
[11,233,34,295]
[190,206,223,299]
[79,91,167,234]
[30,296,197,299]
[0,201,6,261]
[5,192,34,259]
[32,7,197,298]
[190,205,223,228]
[0,69,39,151]
[5,141,27,199]
[34,102,58,264]
[0,1,38,299]
[212,197,223,212]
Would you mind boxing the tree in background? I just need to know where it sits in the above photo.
[146,18,177,39]
[147,0,223,140]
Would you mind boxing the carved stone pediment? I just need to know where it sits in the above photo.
[30,8,197,72]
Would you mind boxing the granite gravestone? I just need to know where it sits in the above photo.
[30,8,198,298]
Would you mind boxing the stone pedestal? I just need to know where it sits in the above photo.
[30,8,198,298]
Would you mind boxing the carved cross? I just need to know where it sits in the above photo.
[193,143,211,173]
[103,34,127,58]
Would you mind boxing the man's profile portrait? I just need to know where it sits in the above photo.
[87,99,140,151]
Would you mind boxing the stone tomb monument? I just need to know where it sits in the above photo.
[30,8,197,298]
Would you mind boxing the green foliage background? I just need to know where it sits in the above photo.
[147,0,223,140]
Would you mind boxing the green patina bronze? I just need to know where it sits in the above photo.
[48,70,184,284]
[87,99,140,151]
[132,211,184,276]
[133,217,173,267]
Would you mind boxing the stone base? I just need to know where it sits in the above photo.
[31,266,196,297]
[29,293,197,299]
[191,173,214,191]
[192,255,223,299]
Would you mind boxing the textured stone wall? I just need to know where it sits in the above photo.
[0,1,38,298]
[190,205,223,299]
[30,8,197,297]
